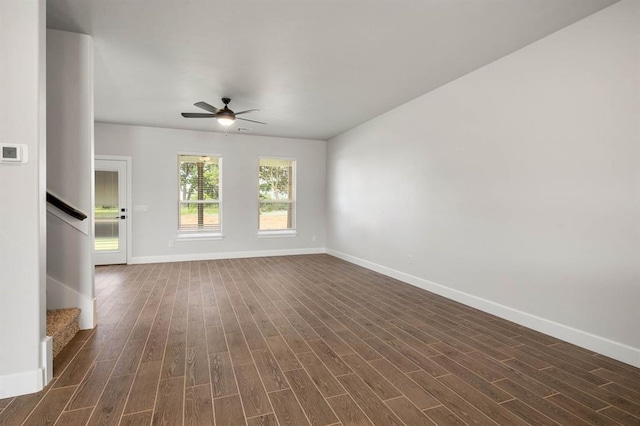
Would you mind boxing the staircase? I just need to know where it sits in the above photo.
[46,192,95,331]
[46,308,80,358]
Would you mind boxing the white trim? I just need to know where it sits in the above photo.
[257,230,298,238]
[326,249,640,369]
[92,297,98,328]
[46,203,89,235]
[178,150,223,159]
[176,233,224,241]
[95,155,133,264]
[41,336,53,386]
[129,247,325,265]
[0,368,45,399]
[46,275,96,329]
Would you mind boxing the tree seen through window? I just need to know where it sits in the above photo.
[259,158,295,230]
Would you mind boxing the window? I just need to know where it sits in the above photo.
[178,154,221,234]
[258,158,296,232]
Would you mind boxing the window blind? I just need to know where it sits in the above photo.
[178,154,221,233]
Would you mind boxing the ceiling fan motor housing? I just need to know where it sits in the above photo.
[217,108,235,120]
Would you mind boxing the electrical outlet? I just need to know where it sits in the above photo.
[168,240,174,248]
[312,235,317,242]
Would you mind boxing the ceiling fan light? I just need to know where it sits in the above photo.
[217,117,235,126]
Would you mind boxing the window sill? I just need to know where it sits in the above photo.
[176,233,224,242]
[257,230,298,238]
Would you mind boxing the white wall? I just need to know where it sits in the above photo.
[95,123,326,262]
[46,29,96,329]
[0,0,48,397]
[326,0,640,366]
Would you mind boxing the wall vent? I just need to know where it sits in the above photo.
[236,127,252,133]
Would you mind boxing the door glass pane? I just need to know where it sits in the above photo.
[95,170,119,251]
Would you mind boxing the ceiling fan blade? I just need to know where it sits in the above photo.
[181,112,217,118]
[237,117,267,125]
[194,101,220,113]
[235,109,260,116]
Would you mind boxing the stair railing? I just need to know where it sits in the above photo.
[46,192,88,221]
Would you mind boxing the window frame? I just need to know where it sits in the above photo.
[257,156,297,237]
[176,152,223,239]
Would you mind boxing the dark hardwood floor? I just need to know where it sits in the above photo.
[1,254,639,425]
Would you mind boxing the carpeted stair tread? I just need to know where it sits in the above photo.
[47,308,80,359]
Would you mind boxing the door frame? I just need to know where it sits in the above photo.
[95,155,132,264]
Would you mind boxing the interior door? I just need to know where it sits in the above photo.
[94,159,127,265]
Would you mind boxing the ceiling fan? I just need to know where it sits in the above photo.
[181,97,266,126]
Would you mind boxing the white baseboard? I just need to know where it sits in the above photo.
[0,367,45,399]
[41,336,53,386]
[327,249,640,368]
[129,247,327,265]
[46,275,96,330]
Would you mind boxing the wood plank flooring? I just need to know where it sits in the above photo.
[1,254,640,425]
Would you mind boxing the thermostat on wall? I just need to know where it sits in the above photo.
[1,144,28,163]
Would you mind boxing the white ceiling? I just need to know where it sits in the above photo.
[47,0,617,141]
